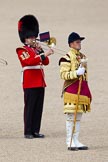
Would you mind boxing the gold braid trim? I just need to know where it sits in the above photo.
[63,92,91,114]
[64,92,90,105]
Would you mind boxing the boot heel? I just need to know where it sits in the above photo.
[68,147,79,151]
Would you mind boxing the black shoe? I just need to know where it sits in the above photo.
[24,135,34,139]
[68,147,79,151]
[78,146,88,150]
[33,133,45,138]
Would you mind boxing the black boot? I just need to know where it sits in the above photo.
[78,146,88,150]
[33,133,45,138]
[24,135,34,139]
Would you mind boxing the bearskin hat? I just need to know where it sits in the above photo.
[18,15,39,43]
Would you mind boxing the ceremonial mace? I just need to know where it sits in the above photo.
[69,75,82,148]
[69,58,87,148]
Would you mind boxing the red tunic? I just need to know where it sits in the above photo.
[16,46,49,88]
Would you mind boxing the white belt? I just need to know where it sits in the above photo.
[21,65,43,83]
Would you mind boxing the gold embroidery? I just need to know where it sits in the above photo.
[22,52,30,59]
[20,52,30,60]
[20,54,25,60]
[63,92,91,114]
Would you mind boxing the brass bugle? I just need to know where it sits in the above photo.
[36,37,56,47]
[36,37,67,55]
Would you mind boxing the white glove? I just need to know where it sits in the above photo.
[80,58,88,64]
[76,65,85,76]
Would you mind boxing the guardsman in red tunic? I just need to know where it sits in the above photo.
[59,32,92,150]
[16,15,54,139]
